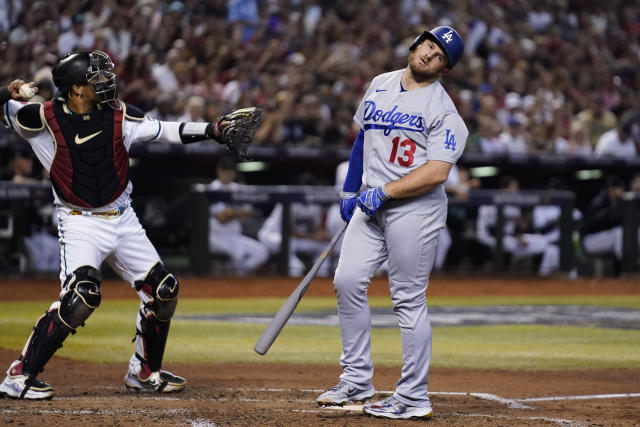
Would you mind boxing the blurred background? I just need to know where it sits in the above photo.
[1,0,639,279]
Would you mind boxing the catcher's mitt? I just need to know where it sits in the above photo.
[213,106,262,160]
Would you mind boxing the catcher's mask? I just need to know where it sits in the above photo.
[52,50,119,110]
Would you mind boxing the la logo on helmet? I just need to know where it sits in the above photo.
[441,30,454,43]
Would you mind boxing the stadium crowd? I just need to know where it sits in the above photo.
[0,0,639,155]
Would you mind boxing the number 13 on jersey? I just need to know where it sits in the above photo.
[389,136,416,167]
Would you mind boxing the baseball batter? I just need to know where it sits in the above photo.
[0,51,260,400]
[316,27,467,420]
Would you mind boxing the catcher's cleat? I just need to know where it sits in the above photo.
[124,368,186,393]
[363,395,433,420]
[316,380,375,406]
[0,360,54,400]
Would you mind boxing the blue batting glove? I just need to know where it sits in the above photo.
[340,192,358,223]
[357,186,390,217]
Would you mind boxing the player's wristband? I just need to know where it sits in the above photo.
[0,87,11,106]
[340,191,357,199]
[178,122,216,144]
[378,185,391,201]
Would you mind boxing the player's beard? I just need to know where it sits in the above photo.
[408,61,441,83]
[407,52,446,83]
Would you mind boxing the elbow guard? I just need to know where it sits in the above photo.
[179,122,215,144]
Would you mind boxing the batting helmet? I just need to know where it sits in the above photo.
[409,26,464,69]
[52,50,119,109]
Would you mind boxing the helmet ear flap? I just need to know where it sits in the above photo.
[409,32,428,51]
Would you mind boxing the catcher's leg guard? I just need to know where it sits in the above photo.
[20,266,102,377]
[133,262,179,372]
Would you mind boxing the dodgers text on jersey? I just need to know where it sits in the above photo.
[363,101,425,136]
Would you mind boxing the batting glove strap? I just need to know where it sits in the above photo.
[357,186,389,217]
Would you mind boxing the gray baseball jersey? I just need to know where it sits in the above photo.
[334,69,468,407]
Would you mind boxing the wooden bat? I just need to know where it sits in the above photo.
[254,221,348,355]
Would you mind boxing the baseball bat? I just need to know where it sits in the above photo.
[254,221,348,355]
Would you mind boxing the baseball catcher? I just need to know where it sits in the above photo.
[0,49,261,400]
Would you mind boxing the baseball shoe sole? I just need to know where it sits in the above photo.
[317,380,375,406]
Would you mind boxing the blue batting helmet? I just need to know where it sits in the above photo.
[409,26,464,69]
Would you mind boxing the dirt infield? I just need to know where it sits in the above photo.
[1,277,640,426]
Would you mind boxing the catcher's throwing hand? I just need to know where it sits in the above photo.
[8,79,37,101]
[357,186,390,217]
[211,106,262,160]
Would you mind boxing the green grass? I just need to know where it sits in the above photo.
[1,297,639,370]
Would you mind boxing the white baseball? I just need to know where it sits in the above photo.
[19,84,35,99]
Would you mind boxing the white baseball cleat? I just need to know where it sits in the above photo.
[0,360,54,400]
[363,395,433,419]
[316,380,375,406]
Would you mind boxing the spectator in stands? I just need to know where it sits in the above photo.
[179,96,206,123]
[594,110,640,158]
[57,14,94,55]
[573,93,618,149]
[497,117,528,155]
[497,92,528,129]
[208,156,269,276]
[554,121,593,158]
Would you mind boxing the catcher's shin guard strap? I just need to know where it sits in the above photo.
[21,308,73,376]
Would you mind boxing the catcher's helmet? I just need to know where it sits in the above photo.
[409,26,464,69]
[52,50,119,109]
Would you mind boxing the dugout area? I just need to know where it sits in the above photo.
[1,276,639,426]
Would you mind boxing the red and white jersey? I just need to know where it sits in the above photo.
[3,99,184,211]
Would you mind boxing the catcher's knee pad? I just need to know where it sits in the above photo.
[59,266,102,329]
[135,262,179,321]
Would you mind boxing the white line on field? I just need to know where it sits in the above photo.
[185,419,217,427]
[454,412,586,427]
[231,388,533,409]
[234,387,639,408]
[0,408,188,416]
[516,392,640,402]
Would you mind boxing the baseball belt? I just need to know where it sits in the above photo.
[70,204,127,218]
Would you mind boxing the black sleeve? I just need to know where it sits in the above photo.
[0,87,11,105]
[124,103,145,121]
[16,103,44,130]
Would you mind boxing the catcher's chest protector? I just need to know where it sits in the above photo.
[44,101,128,208]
